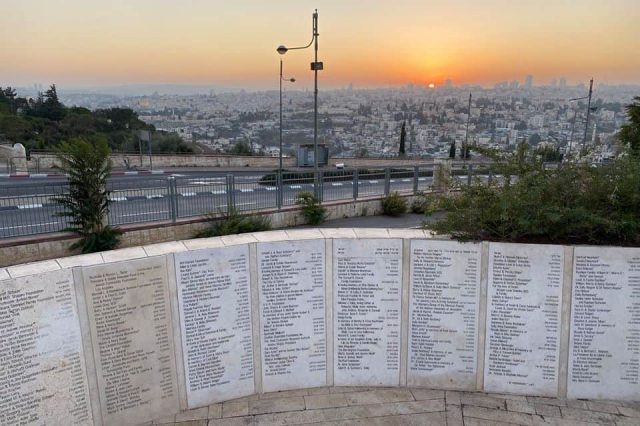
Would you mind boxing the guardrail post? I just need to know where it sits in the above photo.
[276,169,283,210]
[352,169,359,200]
[317,170,324,202]
[413,166,419,195]
[467,164,473,185]
[226,174,235,215]
[384,167,391,196]
[167,176,177,222]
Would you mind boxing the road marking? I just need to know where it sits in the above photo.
[389,179,396,183]
[146,194,165,199]
[331,183,343,186]
[240,188,254,193]
[110,196,128,202]
[180,192,197,197]
[121,211,169,218]
[402,179,411,182]
[290,185,302,189]
[265,187,277,191]
[0,221,59,230]
[418,177,427,181]
[17,204,43,209]
[211,190,226,194]
[368,180,378,183]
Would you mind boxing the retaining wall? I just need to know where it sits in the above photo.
[29,152,438,170]
[1,229,638,426]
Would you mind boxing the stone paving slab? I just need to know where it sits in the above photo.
[149,386,640,425]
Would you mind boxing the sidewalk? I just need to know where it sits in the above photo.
[149,386,640,425]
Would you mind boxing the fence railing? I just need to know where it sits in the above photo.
[0,164,493,240]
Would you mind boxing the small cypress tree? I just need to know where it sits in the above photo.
[54,138,121,253]
[449,141,456,159]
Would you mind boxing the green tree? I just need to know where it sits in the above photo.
[399,121,406,156]
[619,96,640,157]
[449,141,456,159]
[227,140,253,155]
[41,84,66,121]
[54,138,121,253]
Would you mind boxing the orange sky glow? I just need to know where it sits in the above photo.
[1,0,639,89]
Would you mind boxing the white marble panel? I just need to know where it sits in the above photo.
[174,246,255,406]
[484,243,564,396]
[333,238,403,386]
[81,256,179,426]
[0,269,93,425]
[258,239,327,392]
[408,240,482,390]
[568,246,640,400]
[56,253,104,269]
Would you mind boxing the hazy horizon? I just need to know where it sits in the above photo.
[2,0,639,90]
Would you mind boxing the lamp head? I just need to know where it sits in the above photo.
[289,78,296,83]
[276,45,288,55]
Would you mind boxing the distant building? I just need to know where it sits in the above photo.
[559,77,567,89]
[524,75,533,89]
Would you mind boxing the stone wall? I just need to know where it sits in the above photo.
[1,230,638,426]
[29,152,437,170]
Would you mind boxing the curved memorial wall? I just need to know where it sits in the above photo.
[0,229,638,426]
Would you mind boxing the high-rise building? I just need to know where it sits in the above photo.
[444,79,453,88]
[559,77,567,89]
[524,75,533,89]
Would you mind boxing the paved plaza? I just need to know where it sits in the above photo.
[148,386,640,425]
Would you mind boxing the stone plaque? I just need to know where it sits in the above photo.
[174,246,254,407]
[408,240,481,389]
[333,239,403,386]
[258,240,326,392]
[568,247,640,400]
[82,257,179,426]
[0,270,93,426]
[484,243,563,396]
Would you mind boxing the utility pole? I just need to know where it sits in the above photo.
[582,78,593,152]
[463,93,472,167]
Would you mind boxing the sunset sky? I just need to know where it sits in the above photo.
[2,0,639,90]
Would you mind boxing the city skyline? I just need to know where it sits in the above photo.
[2,0,639,90]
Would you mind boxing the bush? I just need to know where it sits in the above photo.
[430,145,640,245]
[382,192,408,216]
[296,192,327,225]
[54,138,122,253]
[195,210,271,238]
[411,192,443,215]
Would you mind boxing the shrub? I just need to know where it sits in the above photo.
[382,192,408,216]
[195,210,271,238]
[296,192,327,225]
[430,145,640,245]
[411,192,443,215]
[54,138,122,253]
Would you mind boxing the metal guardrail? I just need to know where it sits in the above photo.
[0,165,485,240]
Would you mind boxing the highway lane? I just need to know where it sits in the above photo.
[0,177,438,238]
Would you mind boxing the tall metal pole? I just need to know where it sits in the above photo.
[313,10,319,193]
[463,93,472,167]
[568,109,577,158]
[582,78,593,153]
[279,59,283,173]
[148,131,153,170]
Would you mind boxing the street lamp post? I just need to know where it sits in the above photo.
[277,9,322,195]
[279,60,296,173]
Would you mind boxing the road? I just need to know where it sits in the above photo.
[0,175,441,239]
